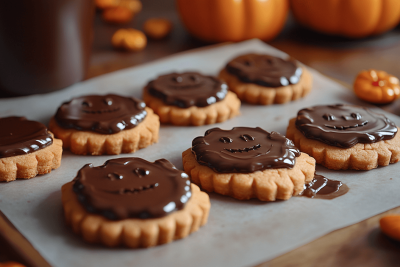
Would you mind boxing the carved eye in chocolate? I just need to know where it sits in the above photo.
[323,113,335,121]
[73,158,191,219]
[133,167,150,178]
[191,127,300,173]
[219,137,232,143]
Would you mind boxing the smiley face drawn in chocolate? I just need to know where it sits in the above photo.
[0,117,53,158]
[225,54,303,87]
[295,104,398,148]
[73,158,191,220]
[55,94,147,134]
[191,127,301,173]
[146,72,228,108]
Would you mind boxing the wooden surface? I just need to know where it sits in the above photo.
[2,0,400,265]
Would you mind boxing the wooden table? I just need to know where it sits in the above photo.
[2,0,400,266]
[89,1,400,266]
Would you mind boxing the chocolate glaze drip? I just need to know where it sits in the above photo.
[55,94,147,134]
[0,117,53,159]
[73,158,192,220]
[299,173,349,200]
[225,54,302,87]
[295,104,397,148]
[192,127,301,173]
[146,72,228,108]
[0,211,51,267]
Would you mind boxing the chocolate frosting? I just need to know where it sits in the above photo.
[73,158,192,220]
[0,117,53,159]
[225,54,302,87]
[295,104,398,148]
[191,127,301,173]
[299,173,349,200]
[146,72,228,108]
[55,94,147,134]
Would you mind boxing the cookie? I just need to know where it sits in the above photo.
[218,53,312,105]
[61,157,210,248]
[143,72,240,126]
[0,117,62,182]
[49,94,159,155]
[182,127,315,201]
[286,104,400,170]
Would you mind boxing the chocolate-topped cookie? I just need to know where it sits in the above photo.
[192,127,300,173]
[146,72,227,108]
[143,72,240,126]
[62,158,210,248]
[49,94,159,155]
[55,94,147,134]
[0,117,62,182]
[226,54,302,87]
[286,104,400,170]
[219,53,312,105]
[73,158,191,220]
[0,117,53,158]
[295,104,397,148]
[183,127,315,201]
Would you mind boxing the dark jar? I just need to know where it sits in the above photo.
[0,0,94,96]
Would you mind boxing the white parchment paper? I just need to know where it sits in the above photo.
[1,39,400,267]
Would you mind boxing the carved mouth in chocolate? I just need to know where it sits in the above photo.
[105,183,159,195]
[224,144,261,153]
[324,121,368,130]
[82,107,121,114]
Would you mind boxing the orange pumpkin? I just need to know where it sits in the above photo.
[290,0,400,38]
[353,69,400,104]
[176,0,289,42]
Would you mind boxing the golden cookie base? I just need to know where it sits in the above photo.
[286,118,400,170]
[61,182,210,248]
[143,90,240,126]
[182,149,315,201]
[218,67,312,105]
[0,134,63,182]
[49,107,159,155]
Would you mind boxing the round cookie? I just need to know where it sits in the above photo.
[286,104,400,170]
[62,158,210,248]
[182,127,315,201]
[0,117,62,182]
[219,54,312,105]
[49,94,159,155]
[143,72,240,126]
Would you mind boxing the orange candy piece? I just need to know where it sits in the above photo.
[143,18,173,40]
[102,7,133,24]
[380,214,400,241]
[354,69,400,104]
[112,28,147,52]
